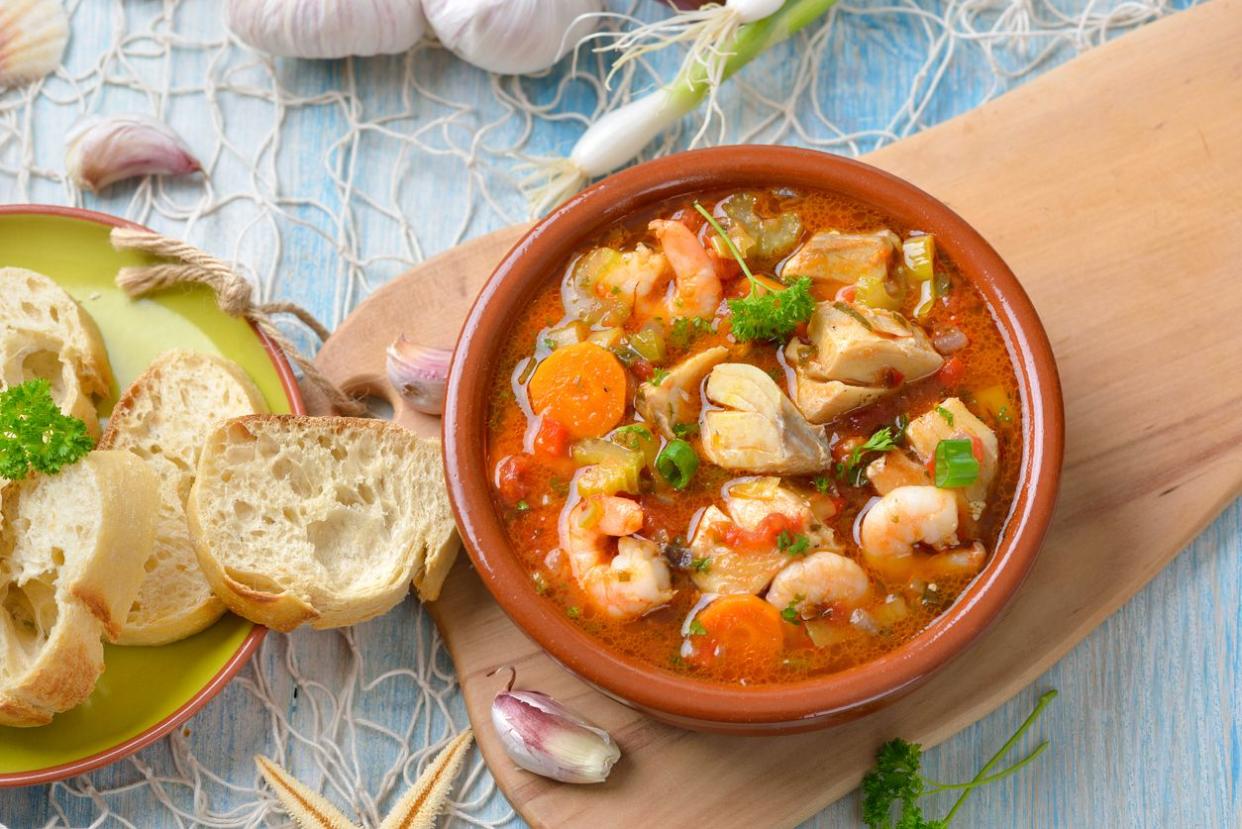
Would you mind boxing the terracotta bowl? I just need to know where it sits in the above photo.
[443,146,1063,734]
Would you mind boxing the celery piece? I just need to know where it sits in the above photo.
[855,273,904,310]
[627,325,667,364]
[903,235,936,283]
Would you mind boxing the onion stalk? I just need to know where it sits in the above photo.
[602,0,783,90]
[524,0,838,215]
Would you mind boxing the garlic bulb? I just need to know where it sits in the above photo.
[227,0,427,59]
[65,115,201,192]
[423,0,602,75]
[490,668,620,784]
[0,0,69,88]
[386,335,451,415]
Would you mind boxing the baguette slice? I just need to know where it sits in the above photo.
[98,350,266,645]
[0,328,100,438]
[0,267,113,397]
[188,415,459,632]
[0,451,158,726]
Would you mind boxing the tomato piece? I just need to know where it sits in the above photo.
[716,512,804,553]
[969,434,985,464]
[533,417,571,458]
[937,355,966,387]
[631,359,654,382]
[495,454,534,506]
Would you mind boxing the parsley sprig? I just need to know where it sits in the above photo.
[693,202,815,343]
[835,426,897,486]
[0,379,95,480]
[862,690,1057,828]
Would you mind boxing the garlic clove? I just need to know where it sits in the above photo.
[490,668,621,784]
[227,0,427,60]
[0,0,69,89]
[64,115,201,193]
[423,0,602,76]
[386,335,451,416]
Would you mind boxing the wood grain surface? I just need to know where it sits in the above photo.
[310,2,1242,825]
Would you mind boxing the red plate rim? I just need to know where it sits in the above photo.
[0,203,305,788]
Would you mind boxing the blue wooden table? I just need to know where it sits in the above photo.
[1,1,1235,826]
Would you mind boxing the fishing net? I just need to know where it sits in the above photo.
[0,0,1191,825]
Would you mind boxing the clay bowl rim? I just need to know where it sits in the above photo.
[443,145,1064,730]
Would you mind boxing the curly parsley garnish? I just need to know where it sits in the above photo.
[693,202,815,343]
[0,379,94,480]
[862,690,1056,828]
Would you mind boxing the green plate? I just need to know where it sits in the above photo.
[0,206,301,786]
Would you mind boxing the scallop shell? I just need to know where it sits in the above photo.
[0,0,69,88]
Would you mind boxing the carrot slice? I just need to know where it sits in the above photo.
[528,342,627,439]
[695,595,784,672]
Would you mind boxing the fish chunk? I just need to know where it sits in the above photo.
[633,345,728,439]
[782,229,900,285]
[803,302,943,387]
[700,363,830,474]
[688,477,840,595]
[906,397,999,510]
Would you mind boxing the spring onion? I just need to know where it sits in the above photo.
[656,438,699,489]
[933,438,979,488]
[525,0,838,213]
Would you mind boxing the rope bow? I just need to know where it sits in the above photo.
[109,227,367,417]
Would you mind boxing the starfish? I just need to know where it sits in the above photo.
[256,730,474,829]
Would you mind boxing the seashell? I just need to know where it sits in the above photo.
[0,0,69,88]
[64,115,202,192]
[227,0,427,60]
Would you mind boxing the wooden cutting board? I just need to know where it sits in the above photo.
[306,1,1242,825]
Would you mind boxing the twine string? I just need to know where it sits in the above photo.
[109,227,367,417]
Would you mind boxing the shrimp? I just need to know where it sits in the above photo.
[765,551,870,618]
[559,495,674,620]
[859,486,986,584]
[650,219,722,318]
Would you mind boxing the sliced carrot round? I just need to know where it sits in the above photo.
[695,594,784,672]
[527,342,627,439]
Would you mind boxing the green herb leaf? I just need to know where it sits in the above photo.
[694,201,815,343]
[862,690,1057,828]
[727,276,816,343]
[656,439,699,490]
[669,316,714,350]
[515,500,530,512]
[0,379,95,480]
[780,602,799,623]
[650,368,670,386]
[671,421,700,438]
[935,405,955,426]
[836,426,898,487]
[690,556,712,573]
[688,618,708,636]
[813,475,831,494]
[777,531,810,557]
[567,605,581,619]
[933,439,979,488]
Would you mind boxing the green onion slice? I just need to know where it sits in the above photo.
[934,438,979,488]
[656,439,699,490]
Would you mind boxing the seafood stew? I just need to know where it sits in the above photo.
[485,188,1022,686]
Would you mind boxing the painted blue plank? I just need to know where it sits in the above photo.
[0,1,1232,827]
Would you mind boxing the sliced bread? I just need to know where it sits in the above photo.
[97,350,267,645]
[0,451,158,726]
[187,415,459,632]
[0,327,101,438]
[0,267,113,398]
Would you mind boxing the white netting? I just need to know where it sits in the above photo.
[0,0,1189,826]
